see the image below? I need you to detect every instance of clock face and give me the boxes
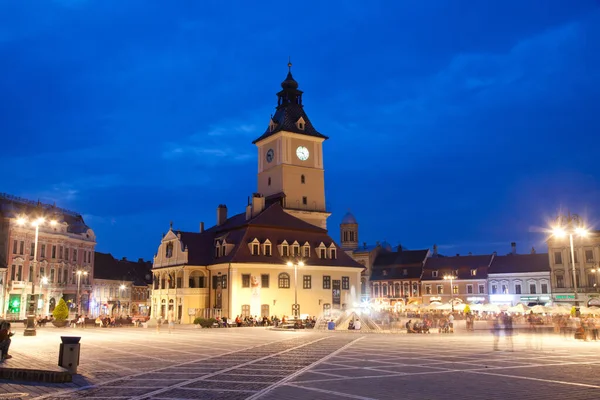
[296,146,309,161]
[266,148,274,163]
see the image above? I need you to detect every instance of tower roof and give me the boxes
[253,62,328,144]
[341,211,358,225]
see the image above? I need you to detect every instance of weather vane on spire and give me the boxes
[288,56,292,72]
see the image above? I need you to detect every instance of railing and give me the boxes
[0,192,82,217]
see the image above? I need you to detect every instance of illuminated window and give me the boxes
[278,273,290,288]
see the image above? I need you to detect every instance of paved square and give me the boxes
[1,327,599,399]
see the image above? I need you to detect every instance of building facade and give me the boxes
[547,217,600,307]
[488,245,551,306]
[369,248,429,308]
[1,194,96,319]
[421,255,492,306]
[150,66,363,323]
[93,252,152,317]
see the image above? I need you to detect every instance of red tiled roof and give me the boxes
[488,254,550,274]
[169,203,362,269]
[422,254,493,281]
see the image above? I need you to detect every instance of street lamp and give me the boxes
[552,214,588,310]
[17,215,57,336]
[443,274,456,313]
[76,270,88,316]
[286,260,304,319]
[120,284,126,315]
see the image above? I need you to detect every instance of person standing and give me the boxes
[167,309,175,334]
[0,322,14,360]
[492,315,501,351]
[503,313,514,351]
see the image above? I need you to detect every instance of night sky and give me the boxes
[2,1,599,261]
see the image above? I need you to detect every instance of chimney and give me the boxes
[217,204,228,226]
[138,258,144,263]
[468,252,472,256]
[200,222,204,233]
[245,204,252,220]
[433,244,438,256]
[252,193,265,218]
[531,246,536,254]
[122,257,127,261]
[511,242,516,255]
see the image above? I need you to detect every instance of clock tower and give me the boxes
[253,63,331,229]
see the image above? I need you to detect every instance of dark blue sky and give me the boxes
[2,1,599,260]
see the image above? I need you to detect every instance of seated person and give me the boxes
[0,321,14,360]
[353,319,361,331]
[405,320,416,333]
[348,320,355,330]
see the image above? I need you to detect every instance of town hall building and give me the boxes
[151,64,363,323]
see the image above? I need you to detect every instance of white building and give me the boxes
[487,245,551,306]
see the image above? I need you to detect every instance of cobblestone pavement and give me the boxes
[1,327,599,399]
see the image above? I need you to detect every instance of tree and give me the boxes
[53,298,69,321]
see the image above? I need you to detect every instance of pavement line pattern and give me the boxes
[465,369,600,389]
[286,383,378,400]
[247,336,364,400]
[126,336,331,400]
[32,334,296,400]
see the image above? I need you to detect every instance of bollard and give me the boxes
[58,336,81,374]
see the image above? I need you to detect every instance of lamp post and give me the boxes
[17,216,57,336]
[119,284,126,315]
[552,214,588,311]
[40,276,48,315]
[286,260,304,319]
[443,274,455,313]
[76,270,88,316]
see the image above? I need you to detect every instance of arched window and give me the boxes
[268,177,271,186]
[165,242,173,258]
[301,175,305,184]
[278,273,290,288]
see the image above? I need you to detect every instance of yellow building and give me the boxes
[151,65,363,323]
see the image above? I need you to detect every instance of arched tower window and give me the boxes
[301,175,305,184]
[268,177,271,186]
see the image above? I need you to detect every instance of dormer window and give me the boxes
[317,242,327,259]
[269,119,276,132]
[303,242,310,258]
[165,242,173,258]
[215,245,220,258]
[382,270,388,276]
[471,269,477,276]
[296,117,305,130]
[432,270,438,277]
[221,245,227,257]
[328,243,337,259]
[292,241,300,256]
[279,240,289,257]
[263,240,272,257]
[403,269,408,276]
[249,238,261,256]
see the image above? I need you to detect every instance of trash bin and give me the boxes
[59,336,81,374]
[327,321,335,331]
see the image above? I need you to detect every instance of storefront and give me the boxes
[519,295,551,306]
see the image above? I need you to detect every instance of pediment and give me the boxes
[163,230,179,242]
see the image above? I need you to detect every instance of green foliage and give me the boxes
[193,317,217,328]
[53,298,69,321]
[463,304,471,314]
